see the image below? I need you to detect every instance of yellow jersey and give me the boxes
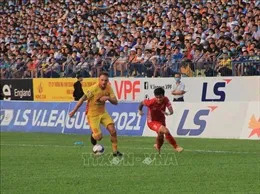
[85,83,116,116]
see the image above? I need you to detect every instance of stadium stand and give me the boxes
[0,0,259,78]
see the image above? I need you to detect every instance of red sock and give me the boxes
[165,133,178,149]
[156,135,164,149]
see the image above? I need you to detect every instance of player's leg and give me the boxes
[106,124,123,157]
[101,112,123,157]
[87,115,102,145]
[90,134,97,146]
[147,121,165,152]
[154,132,164,153]
[158,126,183,153]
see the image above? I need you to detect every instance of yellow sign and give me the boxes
[33,78,98,101]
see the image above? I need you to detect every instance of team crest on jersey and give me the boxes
[86,91,94,98]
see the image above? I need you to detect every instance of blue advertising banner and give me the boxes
[0,101,146,136]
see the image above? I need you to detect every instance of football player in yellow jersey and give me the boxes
[69,72,123,157]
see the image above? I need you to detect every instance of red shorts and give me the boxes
[147,121,165,133]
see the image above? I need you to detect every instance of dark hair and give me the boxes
[154,87,165,96]
[99,71,109,77]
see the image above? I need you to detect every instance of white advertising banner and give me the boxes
[110,77,260,102]
[142,102,260,140]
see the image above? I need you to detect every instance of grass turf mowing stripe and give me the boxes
[1,143,259,155]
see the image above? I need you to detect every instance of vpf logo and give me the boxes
[0,109,14,126]
[177,106,218,136]
[201,79,231,102]
[248,115,260,138]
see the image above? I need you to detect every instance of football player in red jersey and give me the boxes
[138,87,183,153]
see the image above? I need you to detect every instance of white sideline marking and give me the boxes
[0,144,259,155]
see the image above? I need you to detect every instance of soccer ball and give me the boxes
[92,144,105,155]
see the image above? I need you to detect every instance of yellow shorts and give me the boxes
[87,112,114,137]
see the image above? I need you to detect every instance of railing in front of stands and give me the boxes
[0,56,259,79]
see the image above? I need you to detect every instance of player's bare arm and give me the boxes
[138,101,144,115]
[165,105,174,116]
[69,94,87,117]
[162,106,173,116]
[108,96,118,105]
[98,96,118,105]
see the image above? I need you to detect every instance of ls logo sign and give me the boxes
[177,106,218,136]
[201,79,231,102]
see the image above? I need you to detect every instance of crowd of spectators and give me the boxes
[0,0,259,79]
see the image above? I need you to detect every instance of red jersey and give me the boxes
[143,97,172,124]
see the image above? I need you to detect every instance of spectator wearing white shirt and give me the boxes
[252,25,260,41]
[171,73,186,102]
[113,51,128,77]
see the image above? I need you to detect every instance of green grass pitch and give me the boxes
[1,132,259,194]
